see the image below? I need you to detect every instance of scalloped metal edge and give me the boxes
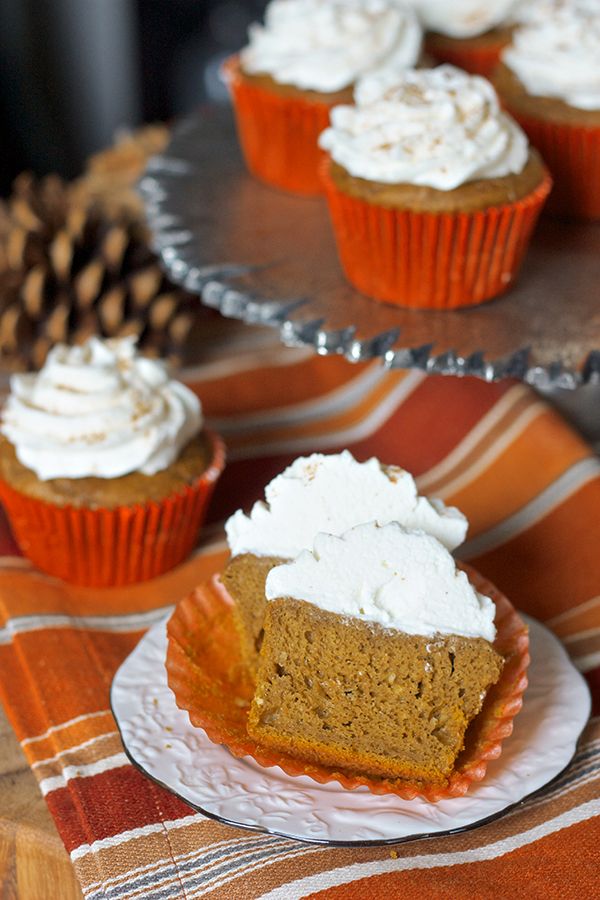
[138,132,600,391]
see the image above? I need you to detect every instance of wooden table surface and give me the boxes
[0,704,82,899]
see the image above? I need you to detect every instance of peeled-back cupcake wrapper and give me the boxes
[321,161,552,309]
[502,108,600,222]
[222,55,334,197]
[424,35,509,79]
[166,567,530,803]
[0,431,226,588]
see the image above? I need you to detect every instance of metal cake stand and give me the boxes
[139,107,600,396]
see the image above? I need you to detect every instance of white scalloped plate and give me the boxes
[111,615,590,846]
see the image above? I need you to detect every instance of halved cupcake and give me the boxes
[249,522,506,786]
[167,522,529,800]
[223,450,467,674]
[223,0,422,195]
[0,336,225,586]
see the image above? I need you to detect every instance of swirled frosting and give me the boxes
[502,0,600,111]
[225,450,467,558]
[1,337,203,480]
[239,0,422,93]
[408,0,525,38]
[319,65,529,189]
[266,522,497,640]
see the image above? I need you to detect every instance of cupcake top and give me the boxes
[408,0,525,38]
[502,0,600,111]
[319,65,529,189]
[1,337,202,481]
[265,521,496,640]
[225,450,467,558]
[239,0,422,93]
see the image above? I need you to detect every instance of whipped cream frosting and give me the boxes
[408,0,525,38]
[502,0,600,111]
[1,337,203,480]
[265,522,497,641]
[240,0,422,93]
[225,451,467,558]
[319,65,529,189]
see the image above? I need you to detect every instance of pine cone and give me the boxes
[0,172,201,372]
[72,124,170,222]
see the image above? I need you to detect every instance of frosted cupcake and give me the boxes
[410,0,527,77]
[249,522,504,785]
[0,337,225,586]
[319,65,551,308]
[495,0,600,220]
[222,0,422,196]
[222,450,467,673]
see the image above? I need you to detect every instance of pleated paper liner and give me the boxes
[321,160,552,309]
[222,56,335,197]
[0,430,226,588]
[166,565,530,802]
[500,107,600,222]
[424,34,510,79]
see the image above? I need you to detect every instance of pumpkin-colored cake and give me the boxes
[0,431,212,509]
[494,1,600,220]
[221,553,283,671]
[223,0,422,195]
[247,522,504,784]
[224,451,468,676]
[319,65,550,309]
[327,151,546,215]
[0,336,224,585]
[425,24,515,78]
[409,0,523,77]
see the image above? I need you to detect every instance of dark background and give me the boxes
[0,0,268,193]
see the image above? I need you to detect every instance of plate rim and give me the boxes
[110,613,591,848]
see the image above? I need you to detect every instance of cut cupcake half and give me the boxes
[166,529,529,801]
[223,451,467,675]
[248,522,505,785]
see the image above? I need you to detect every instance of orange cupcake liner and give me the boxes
[501,107,600,221]
[222,55,334,197]
[425,35,509,79]
[321,159,552,309]
[0,430,226,588]
[166,565,530,803]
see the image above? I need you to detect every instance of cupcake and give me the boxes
[495,0,600,221]
[0,337,225,586]
[168,504,530,800]
[222,451,467,674]
[249,522,504,786]
[319,65,551,309]
[410,0,527,77]
[222,0,422,196]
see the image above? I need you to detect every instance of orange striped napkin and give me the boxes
[0,345,598,899]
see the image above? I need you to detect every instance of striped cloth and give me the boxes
[0,344,598,900]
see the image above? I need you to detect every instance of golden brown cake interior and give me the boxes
[222,553,284,674]
[248,597,504,784]
[329,150,547,214]
[0,432,212,509]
